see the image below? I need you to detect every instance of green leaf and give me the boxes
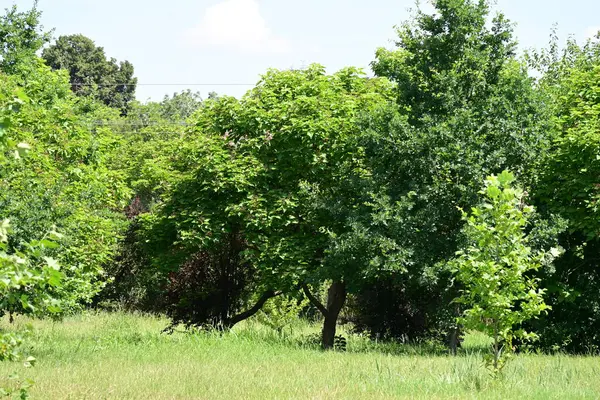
[43,257,60,270]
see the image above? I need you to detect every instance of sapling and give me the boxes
[450,171,555,373]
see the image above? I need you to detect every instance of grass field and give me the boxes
[1,312,599,399]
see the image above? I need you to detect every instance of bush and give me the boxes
[163,233,258,330]
[345,274,455,344]
[97,220,166,312]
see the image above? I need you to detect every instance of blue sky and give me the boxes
[3,0,599,101]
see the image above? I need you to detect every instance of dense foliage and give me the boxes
[0,3,50,74]
[2,0,600,361]
[134,65,396,347]
[0,74,64,328]
[42,34,137,114]
[525,37,600,353]
[450,171,553,371]
[346,0,552,344]
[1,5,130,316]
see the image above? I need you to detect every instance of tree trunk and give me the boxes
[449,328,459,356]
[302,281,347,350]
[449,304,462,356]
[321,281,347,350]
[493,322,499,371]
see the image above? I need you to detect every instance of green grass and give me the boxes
[1,312,599,399]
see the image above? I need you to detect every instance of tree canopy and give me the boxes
[42,34,137,114]
[0,2,49,74]
[1,0,600,357]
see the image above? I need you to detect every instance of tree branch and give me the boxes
[302,283,327,316]
[225,289,282,327]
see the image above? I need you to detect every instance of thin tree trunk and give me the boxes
[449,328,459,356]
[321,281,347,350]
[302,281,347,350]
[449,304,461,356]
[493,322,499,371]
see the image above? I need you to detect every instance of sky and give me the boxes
[2,0,599,101]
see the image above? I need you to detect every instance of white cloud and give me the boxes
[186,0,290,53]
[584,26,600,41]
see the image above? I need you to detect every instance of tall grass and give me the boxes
[0,312,598,399]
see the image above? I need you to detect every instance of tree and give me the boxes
[139,65,395,348]
[42,34,137,114]
[98,90,209,309]
[525,36,600,353]
[159,90,203,121]
[348,0,553,344]
[450,171,553,372]
[1,43,131,311]
[372,0,516,124]
[535,37,600,241]
[0,222,64,321]
[141,131,275,328]
[0,2,50,74]
[1,72,63,385]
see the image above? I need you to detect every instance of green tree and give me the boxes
[349,0,553,344]
[450,171,553,372]
[1,51,131,311]
[372,0,516,124]
[139,65,395,348]
[98,91,208,309]
[159,90,203,121]
[535,38,600,241]
[524,36,600,353]
[42,34,137,114]
[0,2,50,74]
[1,76,63,397]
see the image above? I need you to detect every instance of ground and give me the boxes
[0,312,598,399]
